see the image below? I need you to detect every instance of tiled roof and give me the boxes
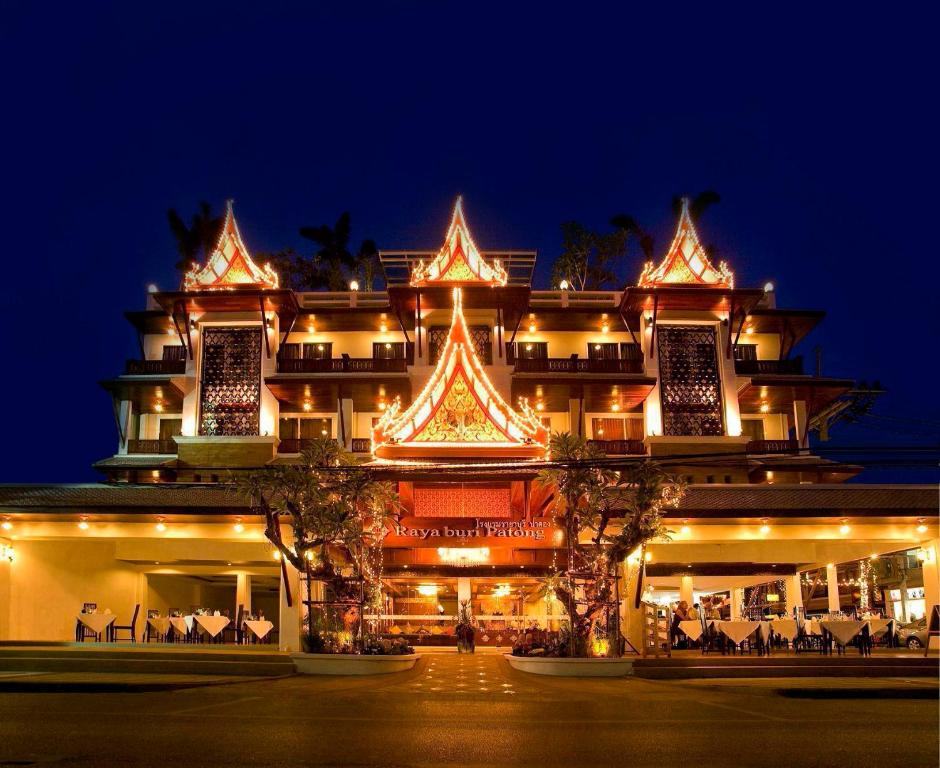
[0,484,247,510]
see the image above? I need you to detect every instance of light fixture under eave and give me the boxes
[839,520,851,535]
[759,519,771,535]
[416,584,439,597]
[916,519,928,533]
[1,544,13,563]
[437,547,490,567]
[233,519,245,533]
[1,519,11,531]
[155,518,167,532]
[78,517,90,530]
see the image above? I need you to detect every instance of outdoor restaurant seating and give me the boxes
[110,604,139,642]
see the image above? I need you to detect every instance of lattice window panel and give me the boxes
[198,328,262,436]
[429,325,492,364]
[657,325,724,437]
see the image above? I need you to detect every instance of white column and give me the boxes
[278,564,301,652]
[793,399,809,449]
[921,539,939,622]
[826,563,840,613]
[568,398,583,437]
[787,573,804,616]
[731,588,744,620]
[457,577,471,609]
[236,572,252,617]
[337,397,354,449]
[679,575,694,607]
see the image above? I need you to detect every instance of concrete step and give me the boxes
[0,646,295,677]
[633,655,939,679]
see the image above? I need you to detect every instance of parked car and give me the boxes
[897,618,928,649]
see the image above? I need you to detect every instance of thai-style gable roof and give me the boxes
[183,201,279,291]
[410,197,508,287]
[372,288,547,458]
[638,198,734,288]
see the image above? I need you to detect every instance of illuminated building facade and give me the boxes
[0,197,936,649]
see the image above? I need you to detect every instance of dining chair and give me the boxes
[111,604,140,643]
[75,617,97,643]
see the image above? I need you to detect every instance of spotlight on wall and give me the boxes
[78,517,90,530]
[839,519,851,535]
[233,519,244,533]
[155,518,167,532]
[760,519,771,535]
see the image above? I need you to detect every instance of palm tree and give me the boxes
[609,213,655,261]
[299,212,380,291]
[166,201,222,275]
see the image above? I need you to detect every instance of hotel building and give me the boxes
[0,198,936,650]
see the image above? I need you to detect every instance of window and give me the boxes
[513,341,548,360]
[734,344,757,361]
[430,326,491,364]
[619,343,642,361]
[588,343,619,360]
[303,342,332,359]
[591,417,643,440]
[279,417,333,440]
[373,341,406,359]
[162,345,186,361]
[740,419,765,441]
[158,418,182,441]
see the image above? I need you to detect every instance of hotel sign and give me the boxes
[385,517,560,548]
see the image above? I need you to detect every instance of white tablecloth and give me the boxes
[244,620,274,640]
[717,620,769,645]
[147,617,170,636]
[819,620,866,646]
[867,618,894,637]
[77,613,116,636]
[677,620,704,641]
[770,618,799,641]
[194,614,231,638]
[168,616,194,637]
[804,618,822,635]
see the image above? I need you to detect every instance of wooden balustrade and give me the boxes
[124,359,186,375]
[746,439,800,454]
[734,357,804,375]
[513,358,644,374]
[127,439,177,454]
[585,439,646,455]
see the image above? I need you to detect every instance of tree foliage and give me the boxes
[537,432,684,656]
[299,212,381,291]
[551,222,628,291]
[166,201,223,276]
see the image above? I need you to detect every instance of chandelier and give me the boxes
[437,547,490,567]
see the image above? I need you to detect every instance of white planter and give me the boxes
[291,652,420,675]
[504,653,634,677]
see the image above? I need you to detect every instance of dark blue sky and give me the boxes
[1,2,937,482]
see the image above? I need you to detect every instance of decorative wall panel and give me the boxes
[429,325,491,365]
[413,485,512,518]
[657,325,724,437]
[198,328,262,436]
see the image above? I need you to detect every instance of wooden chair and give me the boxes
[75,618,97,642]
[111,604,140,643]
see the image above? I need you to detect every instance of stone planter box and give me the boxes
[504,653,634,677]
[291,652,420,675]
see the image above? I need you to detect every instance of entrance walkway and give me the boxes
[387,649,543,697]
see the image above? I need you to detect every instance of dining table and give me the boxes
[194,614,231,640]
[146,616,171,639]
[168,615,194,639]
[769,618,799,642]
[819,619,868,647]
[677,620,705,642]
[716,620,771,653]
[77,612,116,639]
[243,619,274,642]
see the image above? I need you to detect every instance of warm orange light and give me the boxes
[839,520,851,535]
[759,519,771,535]
[78,518,89,530]
[611,403,620,412]
[535,401,544,412]
[233,519,244,533]
[155,519,167,532]
[644,551,652,562]
[759,403,769,413]
[528,323,536,333]
[303,401,312,412]
[1,520,12,531]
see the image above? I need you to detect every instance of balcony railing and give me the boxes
[124,359,186,376]
[735,357,804,376]
[513,358,644,374]
[277,355,410,374]
[586,439,646,456]
[127,439,178,454]
[277,437,372,454]
[746,439,799,454]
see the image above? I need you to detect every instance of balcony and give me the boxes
[124,359,186,376]
[735,357,804,376]
[277,355,410,374]
[127,439,178,455]
[586,439,646,456]
[746,439,799,455]
[277,437,372,454]
[513,358,644,374]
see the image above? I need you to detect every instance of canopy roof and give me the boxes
[638,198,734,288]
[410,197,508,287]
[183,201,279,291]
[372,288,547,458]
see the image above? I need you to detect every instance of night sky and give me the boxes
[1,3,936,483]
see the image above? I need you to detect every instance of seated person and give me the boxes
[687,603,700,621]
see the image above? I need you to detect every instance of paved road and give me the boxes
[0,652,936,767]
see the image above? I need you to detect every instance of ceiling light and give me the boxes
[611,403,620,412]
[528,323,536,333]
[916,519,928,533]
[535,401,544,412]
[1,520,12,531]
[380,323,388,333]
[417,584,439,596]
[759,403,769,413]
[839,520,851,535]
[233,519,244,533]
[155,519,167,532]
[303,401,312,412]
[78,518,89,530]
[601,323,609,334]
[760,519,771,535]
